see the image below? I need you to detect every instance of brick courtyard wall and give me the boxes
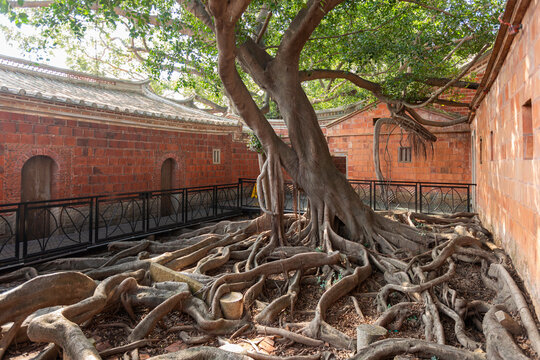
[325,103,471,182]
[472,0,540,314]
[0,97,259,203]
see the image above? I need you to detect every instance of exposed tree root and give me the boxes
[483,304,529,360]
[0,212,538,360]
[350,338,486,360]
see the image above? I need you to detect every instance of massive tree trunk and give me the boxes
[207,0,425,255]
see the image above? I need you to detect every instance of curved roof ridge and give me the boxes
[0,54,149,92]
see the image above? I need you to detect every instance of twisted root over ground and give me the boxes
[0,211,539,360]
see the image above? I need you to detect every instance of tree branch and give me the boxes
[404,44,489,108]
[278,0,345,62]
[299,69,387,100]
[193,95,228,114]
[414,77,479,90]
[177,0,215,33]
[207,0,251,26]
[405,108,468,128]
[11,1,203,38]
[207,0,297,169]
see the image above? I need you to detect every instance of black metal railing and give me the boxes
[239,178,475,214]
[0,178,474,270]
[0,183,242,270]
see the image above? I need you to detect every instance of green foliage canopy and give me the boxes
[1,0,504,113]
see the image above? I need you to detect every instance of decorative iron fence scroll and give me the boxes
[0,179,473,270]
[0,183,241,270]
[239,178,475,215]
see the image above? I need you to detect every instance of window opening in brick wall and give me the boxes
[479,137,483,164]
[331,155,347,174]
[490,131,494,161]
[523,100,533,160]
[398,146,412,163]
[213,149,221,164]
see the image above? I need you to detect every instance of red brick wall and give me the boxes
[0,105,259,203]
[325,103,471,182]
[472,0,540,314]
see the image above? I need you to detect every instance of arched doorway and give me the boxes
[21,155,56,240]
[160,158,176,216]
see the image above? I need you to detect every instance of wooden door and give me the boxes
[21,156,54,240]
[160,158,174,216]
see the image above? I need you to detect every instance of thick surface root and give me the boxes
[0,212,538,360]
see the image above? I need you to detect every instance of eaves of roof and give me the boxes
[469,0,531,118]
[0,54,239,128]
[325,101,465,129]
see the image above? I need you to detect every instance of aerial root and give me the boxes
[1,213,538,359]
[0,267,38,283]
[26,271,146,360]
[488,263,540,355]
[0,272,97,325]
[376,261,455,312]
[99,339,159,358]
[433,295,482,350]
[374,302,421,330]
[350,338,486,360]
[255,270,302,324]
[0,318,23,359]
[483,304,529,360]
[128,288,190,342]
[305,265,372,350]
[147,346,324,360]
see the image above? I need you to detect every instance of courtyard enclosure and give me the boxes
[0,56,259,204]
[0,177,476,271]
[471,0,540,314]
[272,102,474,182]
[1,0,540,359]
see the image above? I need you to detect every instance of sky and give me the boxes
[0,14,69,69]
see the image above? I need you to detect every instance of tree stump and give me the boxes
[356,324,387,349]
[220,292,244,320]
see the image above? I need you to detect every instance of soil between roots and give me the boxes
[1,214,539,360]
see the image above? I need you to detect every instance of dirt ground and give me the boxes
[2,257,539,360]
[1,213,540,360]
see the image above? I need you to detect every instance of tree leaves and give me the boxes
[2,0,504,112]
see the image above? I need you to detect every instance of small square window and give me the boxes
[398,146,412,163]
[213,149,221,164]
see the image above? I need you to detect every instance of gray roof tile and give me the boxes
[0,55,238,127]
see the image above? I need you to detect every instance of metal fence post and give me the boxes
[183,188,188,223]
[89,197,94,245]
[94,198,100,243]
[369,181,373,209]
[373,182,377,211]
[21,203,27,259]
[239,179,243,208]
[415,183,418,213]
[237,181,241,210]
[213,185,218,216]
[144,191,149,232]
[467,186,471,212]
[419,184,423,213]
[16,203,23,261]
